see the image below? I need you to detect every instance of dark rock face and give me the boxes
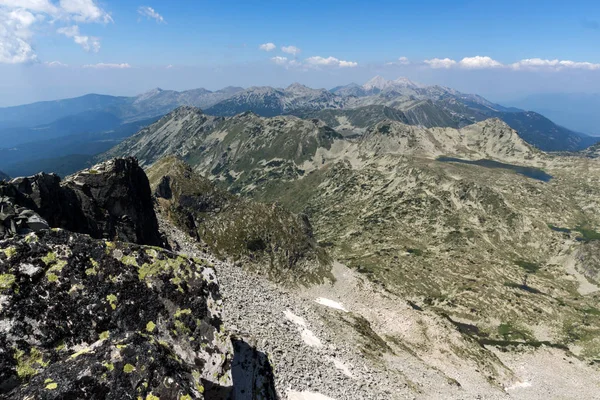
[0,229,233,399]
[0,158,163,247]
[61,158,163,246]
[0,196,49,238]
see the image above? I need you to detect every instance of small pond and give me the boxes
[437,157,553,182]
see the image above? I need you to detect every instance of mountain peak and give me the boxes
[393,77,421,88]
[363,76,390,91]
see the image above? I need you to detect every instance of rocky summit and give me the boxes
[0,158,162,246]
[0,159,278,400]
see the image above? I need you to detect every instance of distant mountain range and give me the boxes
[0,77,598,177]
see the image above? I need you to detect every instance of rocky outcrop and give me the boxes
[0,228,232,399]
[0,158,163,246]
[0,196,49,239]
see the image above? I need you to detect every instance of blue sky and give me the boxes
[0,0,599,105]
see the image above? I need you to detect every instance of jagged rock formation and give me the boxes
[147,156,331,284]
[0,158,163,246]
[0,228,233,399]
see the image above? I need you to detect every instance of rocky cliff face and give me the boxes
[0,158,163,246]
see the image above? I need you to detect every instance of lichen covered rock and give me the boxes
[0,229,232,399]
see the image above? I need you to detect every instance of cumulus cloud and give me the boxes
[83,62,131,69]
[424,58,457,69]
[459,56,503,69]
[305,56,358,68]
[259,42,276,52]
[421,55,600,71]
[282,45,301,56]
[0,8,38,63]
[138,6,165,23]
[510,58,600,71]
[57,25,100,52]
[59,0,112,23]
[0,0,111,63]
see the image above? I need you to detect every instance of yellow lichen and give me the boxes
[123,363,136,373]
[69,348,92,359]
[146,394,160,400]
[121,255,138,267]
[180,395,192,400]
[14,347,48,379]
[106,294,118,310]
[146,321,156,332]
[86,258,99,276]
[46,273,58,282]
[3,247,17,259]
[44,379,58,390]
[0,274,16,292]
[99,331,110,340]
[102,362,114,371]
[174,309,192,318]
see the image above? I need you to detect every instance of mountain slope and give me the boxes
[0,94,130,129]
[0,170,8,180]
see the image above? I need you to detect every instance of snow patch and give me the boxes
[315,297,348,312]
[328,357,353,377]
[284,309,322,347]
[301,329,322,347]
[284,310,307,327]
[505,380,533,391]
[287,391,337,400]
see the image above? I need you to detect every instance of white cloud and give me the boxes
[0,0,111,63]
[424,58,457,69]
[0,8,38,63]
[510,58,600,71]
[259,42,276,52]
[59,0,112,23]
[138,6,165,24]
[305,56,358,68]
[83,62,131,69]
[0,0,58,14]
[282,45,301,56]
[44,60,68,67]
[459,56,503,69]
[271,56,288,65]
[57,25,100,52]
